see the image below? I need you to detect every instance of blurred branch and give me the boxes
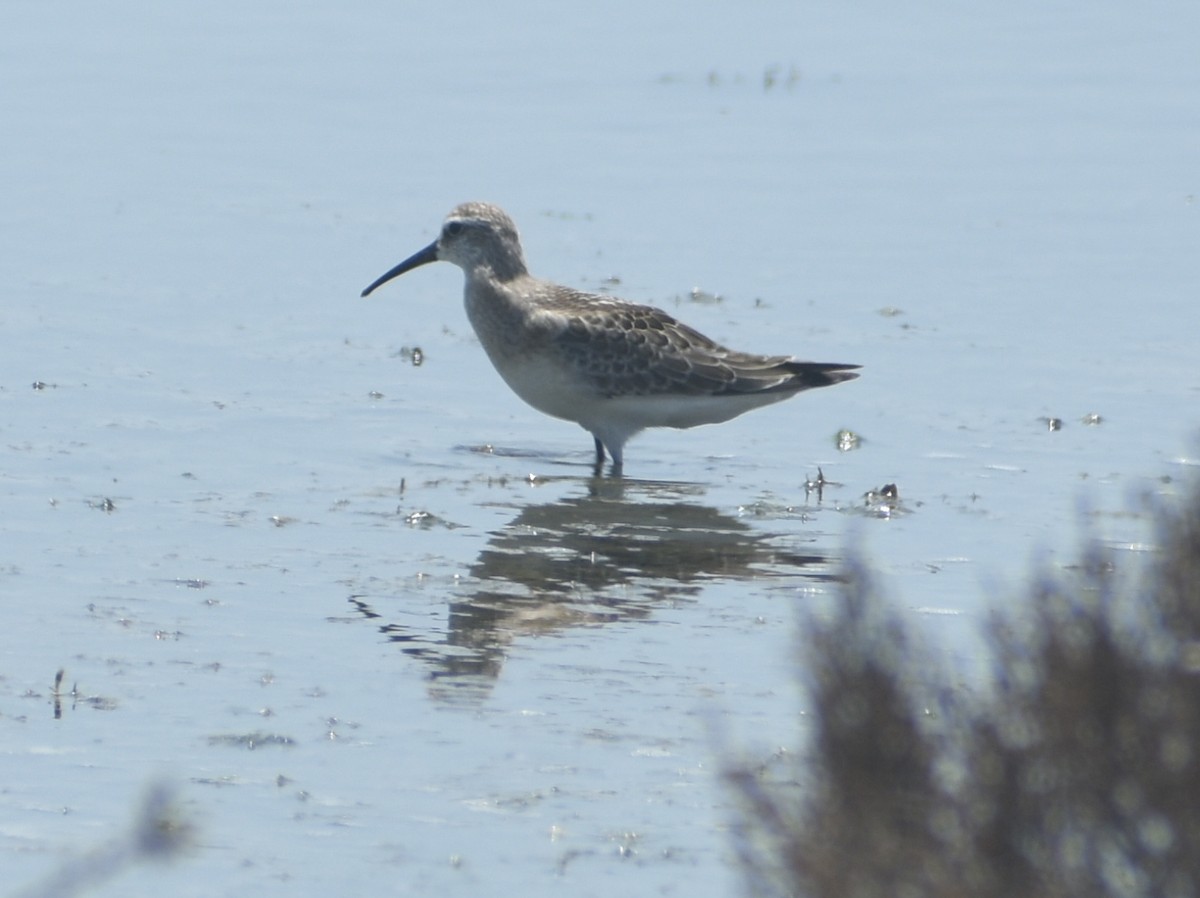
[727,482,1200,898]
[12,783,193,898]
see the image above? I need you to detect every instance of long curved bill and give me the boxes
[361,240,439,297]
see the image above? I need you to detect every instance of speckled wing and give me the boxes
[547,296,859,399]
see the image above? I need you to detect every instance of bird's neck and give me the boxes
[468,254,527,284]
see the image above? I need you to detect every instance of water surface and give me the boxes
[3,1,1198,895]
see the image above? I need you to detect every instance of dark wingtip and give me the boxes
[785,361,862,389]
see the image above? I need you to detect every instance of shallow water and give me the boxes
[3,1,1199,895]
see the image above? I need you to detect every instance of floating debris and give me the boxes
[686,287,723,305]
[404,509,436,527]
[866,483,899,502]
[765,63,801,90]
[863,483,901,518]
[52,668,65,719]
[395,345,424,366]
[805,467,843,501]
[682,64,801,91]
[207,732,296,750]
[51,671,119,715]
[78,694,119,711]
[835,429,861,452]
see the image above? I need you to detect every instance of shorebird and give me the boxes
[362,202,859,472]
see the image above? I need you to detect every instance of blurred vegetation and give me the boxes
[728,484,1200,898]
[12,783,191,898]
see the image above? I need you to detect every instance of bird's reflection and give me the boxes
[349,477,840,703]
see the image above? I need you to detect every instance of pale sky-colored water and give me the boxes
[3,2,1198,895]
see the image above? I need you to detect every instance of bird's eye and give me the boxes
[444,221,464,238]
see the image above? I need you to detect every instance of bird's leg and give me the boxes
[608,444,624,477]
[591,436,607,477]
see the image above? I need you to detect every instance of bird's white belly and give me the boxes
[599,391,791,430]
[491,351,791,434]
[491,354,601,423]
